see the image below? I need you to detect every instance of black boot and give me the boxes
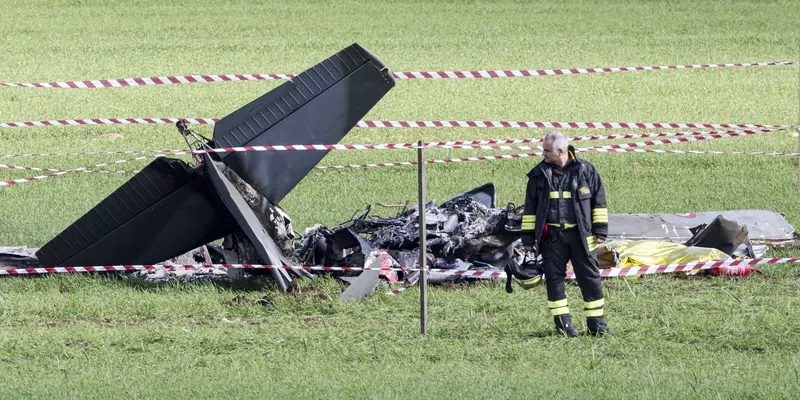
[586,316,614,336]
[553,315,578,337]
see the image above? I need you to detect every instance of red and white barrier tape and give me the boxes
[580,148,800,157]
[1,149,175,159]
[567,129,761,143]
[315,153,543,169]
[1,258,785,298]
[120,131,761,153]
[0,117,786,131]
[386,276,420,296]
[0,164,139,175]
[190,143,422,152]
[392,257,800,290]
[0,61,793,89]
[0,129,766,160]
[1,163,64,173]
[1,157,151,173]
[5,153,540,179]
[73,146,800,174]
[0,152,545,184]
[0,129,774,174]
[354,120,788,130]
[5,152,529,178]
[0,264,407,275]
[393,62,796,79]
[0,117,215,128]
[84,128,781,158]
[0,128,788,183]
[314,147,800,170]
[0,169,84,186]
[1,134,791,183]
[1,257,793,301]
[0,155,161,187]
[577,129,777,151]
[5,257,797,277]
[439,129,775,151]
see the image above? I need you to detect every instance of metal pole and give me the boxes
[797,62,800,192]
[417,140,429,336]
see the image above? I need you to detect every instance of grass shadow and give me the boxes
[112,272,284,293]
[522,329,561,339]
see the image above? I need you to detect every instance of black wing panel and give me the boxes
[36,158,235,267]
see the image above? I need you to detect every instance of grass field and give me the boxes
[1,0,800,398]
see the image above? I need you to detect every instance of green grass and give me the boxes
[1,0,800,398]
[2,269,800,399]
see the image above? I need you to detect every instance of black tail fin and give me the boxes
[213,43,395,204]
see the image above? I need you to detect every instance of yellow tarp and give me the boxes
[604,240,728,268]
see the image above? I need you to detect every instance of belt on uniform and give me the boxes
[547,223,577,230]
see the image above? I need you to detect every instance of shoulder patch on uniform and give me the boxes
[579,186,590,195]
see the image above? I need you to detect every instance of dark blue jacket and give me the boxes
[520,146,608,254]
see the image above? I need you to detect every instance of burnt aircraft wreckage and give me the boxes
[1,43,797,296]
[32,43,396,291]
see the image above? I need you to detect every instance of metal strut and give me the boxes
[176,119,214,165]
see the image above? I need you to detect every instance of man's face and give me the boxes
[542,139,561,164]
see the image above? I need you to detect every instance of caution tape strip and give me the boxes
[1,149,179,159]
[6,152,545,185]
[0,264,401,275]
[0,129,773,172]
[0,117,215,128]
[581,148,800,157]
[388,257,800,295]
[74,131,758,153]
[0,163,64,173]
[0,155,162,186]
[386,275,420,296]
[5,151,507,181]
[1,138,793,185]
[578,129,778,151]
[439,129,775,151]
[6,147,793,184]
[355,120,789,130]
[4,152,520,180]
[2,154,160,173]
[0,117,787,131]
[0,128,787,185]
[3,257,798,277]
[315,153,542,169]
[0,129,768,160]
[0,170,86,186]
[0,61,793,88]
[0,164,140,175]
[565,129,765,143]
[315,148,800,170]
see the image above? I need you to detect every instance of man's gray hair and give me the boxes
[544,130,569,151]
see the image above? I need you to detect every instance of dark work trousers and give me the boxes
[541,228,604,302]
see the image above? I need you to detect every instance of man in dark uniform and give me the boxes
[520,130,613,337]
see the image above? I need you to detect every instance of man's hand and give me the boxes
[595,237,605,245]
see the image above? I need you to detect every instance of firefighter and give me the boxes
[521,130,613,337]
